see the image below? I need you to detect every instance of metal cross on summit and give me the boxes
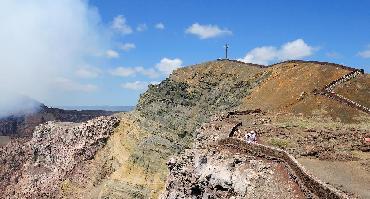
[224,43,229,59]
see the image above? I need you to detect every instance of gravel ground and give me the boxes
[298,157,370,199]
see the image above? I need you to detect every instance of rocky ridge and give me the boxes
[0,116,119,198]
[45,60,270,198]
[0,104,115,139]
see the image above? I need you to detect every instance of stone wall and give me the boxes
[218,138,350,199]
[226,109,262,118]
[216,59,268,68]
[317,69,370,114]
[323,70,363,92]
[219,59,365,71]
[269,60,362,71]
[322,92,370,114]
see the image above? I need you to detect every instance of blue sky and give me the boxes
[1,0,370,107]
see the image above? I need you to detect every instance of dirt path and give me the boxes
[298,158,370,199]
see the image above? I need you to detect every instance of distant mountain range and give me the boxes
[57,105,135,112]
[0,94,133,139]
[0,104,125,138]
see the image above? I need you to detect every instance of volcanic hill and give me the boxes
[0,60,369,198]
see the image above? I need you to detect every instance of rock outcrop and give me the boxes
[0,116,119,198]
[161,114,306,199]
[162,148,303,199]
[161,111,351,199]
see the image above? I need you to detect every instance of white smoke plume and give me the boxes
[0,92,42,118]
[0,0,109,117]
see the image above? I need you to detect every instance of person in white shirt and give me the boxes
[245,130,257,144]
[250,131,257,143]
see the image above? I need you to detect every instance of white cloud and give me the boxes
[110,58,183,78]
[121,81,157,90]
[279,39,314,60]
[111,15,133,35]
[136,24,148,32]
[239,39,315,65]
[134,66,160,78]
[110,66,159,78]
[106,49,119,58]
[55,78,98,92]
[110,67,136,77]
[120,43,136,52]
[358,45,370,58]
[75,66,101,78]
[150,81,160,85]
[240,46,277,65]
[155,58,183,75]
[185,23,232,39]
[111,58,183,79]
[155,23,165,30]
[0,0,109,114]
[326,52,340,58]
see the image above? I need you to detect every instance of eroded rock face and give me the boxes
[161,114,304,199]
[0,116,119,198]
[161,148,302,199]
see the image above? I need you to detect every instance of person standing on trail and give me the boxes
[245,132,251,143]
[250,130,257,143]
[245,130,257,144]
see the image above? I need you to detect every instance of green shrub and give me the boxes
[269,138,290,149]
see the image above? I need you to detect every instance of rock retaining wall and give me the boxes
[216,59,267,68]
[269,60,362,71]
[323,70,363,92]
[218,138,351,199]
[317,68,370,114]
[218,59,365,71]
[322,92,370,114]
[226,109,262,118]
